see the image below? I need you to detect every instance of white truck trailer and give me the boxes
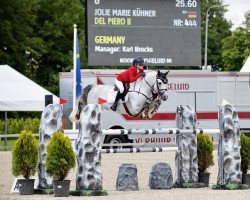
[60,69,250,146]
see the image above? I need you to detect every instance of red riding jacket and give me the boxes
[117,65,144,83]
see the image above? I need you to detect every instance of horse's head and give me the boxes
[155,70,169,101]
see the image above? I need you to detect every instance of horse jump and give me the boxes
[75,101,241,188]
[37,101,242,191]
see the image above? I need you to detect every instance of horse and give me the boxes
[69,70,169,123]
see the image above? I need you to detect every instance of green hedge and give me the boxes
[0,118,40,135]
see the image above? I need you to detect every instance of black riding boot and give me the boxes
[110,91,122,111]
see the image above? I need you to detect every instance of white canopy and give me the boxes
[240,55,250,72]
[0,65,59,111]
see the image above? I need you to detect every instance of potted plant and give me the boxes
[240,133,250,186]
[197,133,214,187]
[12,130,38,195]
[45,131,76,197]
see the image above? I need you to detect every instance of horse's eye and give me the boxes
[158,82,162,85]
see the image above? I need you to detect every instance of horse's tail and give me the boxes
[69,84,94,123]
[80,84,94,106]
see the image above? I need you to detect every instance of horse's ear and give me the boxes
[157,70,161,76]
[165,70,170,76]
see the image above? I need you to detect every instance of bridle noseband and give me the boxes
[142,75,168,101]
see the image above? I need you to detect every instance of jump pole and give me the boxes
[101,147,178,154]
[64,128,220,135]
[102,128,220,135]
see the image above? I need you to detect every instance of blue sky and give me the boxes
[223,0,249,30]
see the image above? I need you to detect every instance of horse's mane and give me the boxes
[145,70,157,74]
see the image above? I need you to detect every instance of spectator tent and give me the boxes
[0,65,59,111]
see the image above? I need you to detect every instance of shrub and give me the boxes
[12,130,38,179]
[197,134,214,173]
[45,131,76,181]
[0,118,40,135]
[240,133,250,174]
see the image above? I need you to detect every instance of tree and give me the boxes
[201,0,232,70]
[221,11,250,71]
[0,0,40,75]
[31,0,85,94]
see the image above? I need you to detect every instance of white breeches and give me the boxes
[115,79,124,93]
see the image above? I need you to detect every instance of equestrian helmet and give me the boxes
[133,57,144,66]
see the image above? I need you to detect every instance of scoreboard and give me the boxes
[86,0,201,66]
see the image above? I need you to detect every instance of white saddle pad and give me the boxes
[107,89,129,104]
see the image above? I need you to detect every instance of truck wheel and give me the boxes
[103,135,128,149]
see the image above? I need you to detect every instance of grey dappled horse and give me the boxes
[70,70,169,122]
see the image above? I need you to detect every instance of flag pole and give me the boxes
[73,24,77,130]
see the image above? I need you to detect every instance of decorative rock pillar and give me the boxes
[38,104,62,189]
[116,163,139,191]
[149,162,173,189]
[217,100,241,185]
[76,104,103,190]
[175,105,198,184]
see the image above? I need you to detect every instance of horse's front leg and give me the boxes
[145,100,161,119]
[140,104,149,119]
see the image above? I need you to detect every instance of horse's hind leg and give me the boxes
[69,99,83,123]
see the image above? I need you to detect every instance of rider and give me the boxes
[110,56,146,111]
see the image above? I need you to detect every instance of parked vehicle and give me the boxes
[60,70,250,146]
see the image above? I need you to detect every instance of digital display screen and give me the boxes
[86,0,201,66]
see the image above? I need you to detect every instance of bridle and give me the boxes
[152,76,168,96]
[129,73,168,102]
